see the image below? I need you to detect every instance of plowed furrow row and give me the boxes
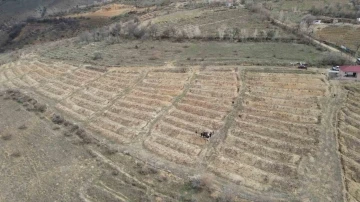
[76,92,108,104]
[101,110,147,128]
[246,72,324,79]
[55,104,88,121]
[226,135,301,165]
[152,134,202,156]
[246,76,323,83]
[247,81,325,90]
[193,79,237,87]
[191,84,237,93]
[196,74,235,81]
[176,103,225,120]
[244,107,319,124]
[86,87,115,99]
[135,86,180,97]
[132,90,174,102]
[124,95,169,109]
[185,93,233,105]
[238,114,318,136]
[339,125,360,140]
[37,84,69,100]
[88,82,125,93]
[345,103,360,116]
[342,155,360,183]
[139,82,184,91]
[345,179,360,201]
[249,86,325,97]
[113,100,155,113]
[109,106,154,122]
[181,97,232,112]
[231,128,311,156]
[188,88,235,98]
[234,119,316,144]
[223,146,298,178]
[169,109,223,130]
[143,139,194,165]
[246,95,319,109]
[162,115,209,134]
[250,90,319,101]
[154,121,206,146]
[70,96,105,111]
[146,72,189,79]
[209,156,297,192]
[246,102,321,117]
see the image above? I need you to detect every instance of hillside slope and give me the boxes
[0,0,98,25]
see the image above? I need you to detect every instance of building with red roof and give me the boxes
[339,66,360,80]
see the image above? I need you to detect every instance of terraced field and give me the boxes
[0,58,352,201]
[338,86,360,202]
[209,71,328,195]
[88,69,191,144]
[145,68,239,165]
[0,60,74,89]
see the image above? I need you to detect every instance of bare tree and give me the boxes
[279,10,284,22]
[240,28,248,41]
[301,14,316,27]
[355,41,360,59]
[148,24,159,38]
[253,28,258,38]
[218,25,227,40]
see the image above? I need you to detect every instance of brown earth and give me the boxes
[0,94,101,202]
[0,56,352,201]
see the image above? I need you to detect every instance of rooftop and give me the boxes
[340,66,360,73]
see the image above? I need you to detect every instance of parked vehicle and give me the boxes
[332,66,340,71]
[356,58,360,65]
[298,62,308,69]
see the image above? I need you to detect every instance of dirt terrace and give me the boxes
[0,58,347,201]
[337,86,360,202]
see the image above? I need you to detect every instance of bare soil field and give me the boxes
[314,25,360,52]
[145,67,239,165]
[0,93,101,201]
[0,56,351,201]
[66,4,139,18]
[209,71,328,195]
[337,84,360,202]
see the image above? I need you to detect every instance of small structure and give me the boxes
[339,66,360,80]
[313,20,322,24]
[357,18,360,23]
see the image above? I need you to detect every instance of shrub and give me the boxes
[188,175,212,192]
[318,52,352,66]
[92,52,103,60]
[8,23,25,40]
[10,151,21,158]
[104,145,118,155]
[76,129,92,144]
[1,133,12,141]
[51,114,64,124]
[18,124,27,130]
[34,103,46,113]
[216,188,235,202]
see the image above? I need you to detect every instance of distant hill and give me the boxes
[0,0,99,26]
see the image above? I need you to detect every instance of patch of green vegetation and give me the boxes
[179,42,324,66]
